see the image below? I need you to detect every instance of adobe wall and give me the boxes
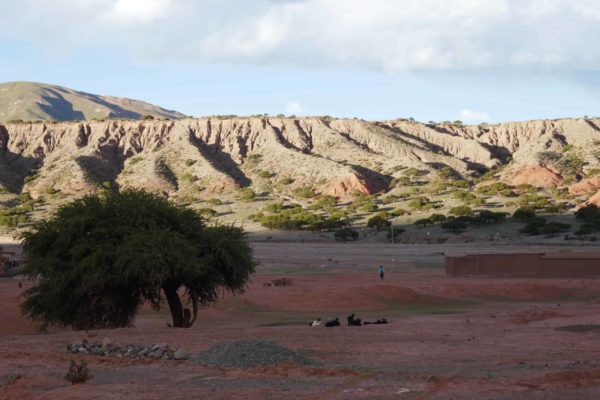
[446,252,600,277]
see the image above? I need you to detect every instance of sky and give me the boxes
[1,0,600,123]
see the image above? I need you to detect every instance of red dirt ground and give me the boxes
[2,241,600,399]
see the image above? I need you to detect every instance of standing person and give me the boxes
[378,265,385,280]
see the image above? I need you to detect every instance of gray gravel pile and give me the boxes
[67,339,188,361]
[191,340,315,368]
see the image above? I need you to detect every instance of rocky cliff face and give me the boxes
[0,116,599,202]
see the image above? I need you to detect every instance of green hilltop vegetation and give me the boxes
[0,81,185,122]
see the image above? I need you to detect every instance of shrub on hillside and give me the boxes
[334,227,359,242]
[449,205,474,217]
[408,197,432,210]
[441,219,469,234]
[390,207,409,216]
[359,202,378,212]
[238,188,257,202]
[367,215,391,231]
[513,207,536,222]
[293,186,317,199]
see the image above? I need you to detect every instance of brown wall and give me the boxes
[446,253,600,277]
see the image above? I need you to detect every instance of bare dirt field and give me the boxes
[3,241,600,399]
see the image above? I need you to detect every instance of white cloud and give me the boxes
[458,109,491,123]
[285,101,303,115]
[111,0,171,23]
[2,0,600,74]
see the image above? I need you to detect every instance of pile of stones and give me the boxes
[66,339,188,361]
[191,340,316,368]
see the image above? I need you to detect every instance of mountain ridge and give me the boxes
[0,81,185,122]
[1,116,599,200]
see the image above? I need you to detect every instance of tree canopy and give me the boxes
[20,189,256,330]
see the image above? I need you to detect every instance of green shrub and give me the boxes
[408,197,431,210]
[184,159,196,167]
[516,184,537,194]
[197,208,217,217]
[367,215,391,231]
[414,218,433,228]
[500,189,517,197]
[263,202,285,213]
[278,176,294,186]
[392,176,412,187]
[359,202,378,212]
[382,194,399,204]
[453,192,476,201]
[441,219,468,234]
[309,196,337,210]
[449,205,474,217]
[466,197,486,207]
[476,182,510,195]
[513,207,536,222]
[403,168,421,178]
[330,210,348,220]
[429,214,447,224]
[45,187,60,195]
[450,180,471,189]
[437,166,458,179]
[390,208,408,216]
[334,228,359,242]
[516,193,551,209]
[180,173,197,183]
[541,222,571,237]
[238,188,257,202]
[206,198,223,206]
[244,154,263,167]
[519,217,547,235]
[258,170,273,179]
[293,186,316,199]
[472,210,507,225]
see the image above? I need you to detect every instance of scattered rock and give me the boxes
[173,348,188,360]
[66,340,186,361]
[191,340,317,368]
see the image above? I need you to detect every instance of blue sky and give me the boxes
[1,0,599,123]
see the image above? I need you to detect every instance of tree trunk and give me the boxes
[163,284,185,328]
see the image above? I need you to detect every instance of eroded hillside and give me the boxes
[1,116,600,233]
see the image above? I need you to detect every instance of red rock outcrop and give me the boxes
[509,165,563,188]
[569,176,600,196]
[323,173,383,198]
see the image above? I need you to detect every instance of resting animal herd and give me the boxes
[309,314,389,327]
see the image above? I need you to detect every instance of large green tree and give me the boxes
[20,189,256,330]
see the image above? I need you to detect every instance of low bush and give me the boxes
[334,228,359,242]
[238,188,256,202]
[449,205,474,217]
[367,215,391,231]
[293,186,317,199]
[513,207,536,222]
[65,360,93,385]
